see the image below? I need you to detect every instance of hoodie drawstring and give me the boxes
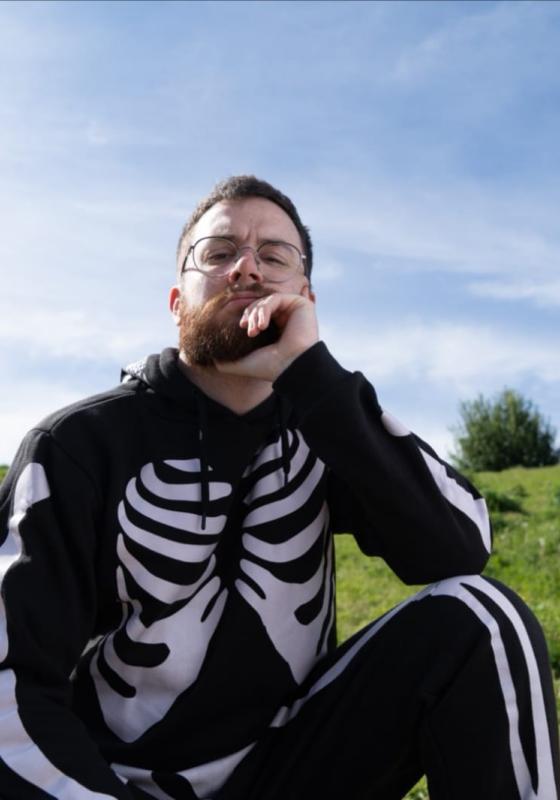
[195,390,210,531]
[195,390,291,528]
[278,396,290,487]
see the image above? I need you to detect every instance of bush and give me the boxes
[451,389,558,472]
[482,488,524,514]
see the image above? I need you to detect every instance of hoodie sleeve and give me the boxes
[0,430,133,799]
[273,342,491,585]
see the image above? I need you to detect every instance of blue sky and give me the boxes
[1,0,559,463]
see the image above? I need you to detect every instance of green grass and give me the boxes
[336,464,560,799]
[1,462,558,799]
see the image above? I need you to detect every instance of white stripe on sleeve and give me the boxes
[419,448,491,553]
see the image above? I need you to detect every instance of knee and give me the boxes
[428,574,538,623]
[425,573,550,664]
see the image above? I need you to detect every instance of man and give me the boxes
[0,175,558,800]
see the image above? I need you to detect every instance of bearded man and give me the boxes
[0,176,558,800]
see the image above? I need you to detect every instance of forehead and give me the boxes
[191,197,302,247]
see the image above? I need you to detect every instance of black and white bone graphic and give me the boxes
[92,433,334,742]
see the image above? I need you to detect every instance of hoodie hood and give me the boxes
[121,348,198,407]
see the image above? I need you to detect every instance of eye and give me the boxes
[197,239,236,267]
[262,253,285,266]
[206,248,232,265]
[259,244,291,267]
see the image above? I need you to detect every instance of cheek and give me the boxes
[181,275,218,311]
[287,277,311,298]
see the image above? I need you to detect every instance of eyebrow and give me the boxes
[203,230,297,247]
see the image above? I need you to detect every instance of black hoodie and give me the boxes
[0,343,491,799]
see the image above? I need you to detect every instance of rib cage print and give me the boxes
[90,430,334,744]
[238,430,334,684]
[90,459,231,742]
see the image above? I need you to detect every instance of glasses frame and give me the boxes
[181,236,308,282]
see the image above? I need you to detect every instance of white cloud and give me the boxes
[296,176,560,303]
[322,319,560,394]
[319,318,560,460]
[0,306,171,364]
[311,255,344,284]
[391,1,557,89]
[85,121,110,147]
[468,279,560,308]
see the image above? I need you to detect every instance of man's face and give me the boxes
[169,197,313,365]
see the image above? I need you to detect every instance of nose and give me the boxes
[227,247,263,285]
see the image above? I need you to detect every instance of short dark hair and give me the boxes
[177,175,313,278]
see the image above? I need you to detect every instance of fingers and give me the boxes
[240,294,298,337]
[240,297,270,337]
[215,293,318,382]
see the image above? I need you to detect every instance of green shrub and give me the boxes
[482,488,524,514]
[451,389,558,472]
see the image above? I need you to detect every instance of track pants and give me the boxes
[219,575,560,800]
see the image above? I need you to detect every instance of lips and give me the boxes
[224,294,260,306]
[222,290,268,309]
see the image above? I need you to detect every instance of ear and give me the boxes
[301,282,316,304]
[169,285,182,327]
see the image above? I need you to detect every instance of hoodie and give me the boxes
[0,343,491,799]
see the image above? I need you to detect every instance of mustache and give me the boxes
[221,283,275,302]
[185,283,276,319]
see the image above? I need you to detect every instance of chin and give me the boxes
[179,309,280,366]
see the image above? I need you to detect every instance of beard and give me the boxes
[179,284,281,366]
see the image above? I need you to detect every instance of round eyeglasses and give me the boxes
[181,236,307,282]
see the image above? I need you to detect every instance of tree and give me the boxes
[451,388,559,472]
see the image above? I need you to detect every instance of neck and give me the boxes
[177,352,273,414]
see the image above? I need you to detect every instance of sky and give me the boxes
[1,0,559,464]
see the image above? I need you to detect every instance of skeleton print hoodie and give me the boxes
[0,343,491,799]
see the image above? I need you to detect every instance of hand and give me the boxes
[215,292,319,382]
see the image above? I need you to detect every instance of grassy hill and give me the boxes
[336,463,560,799]
[1,462,558,798]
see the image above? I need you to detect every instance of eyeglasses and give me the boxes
[181,236,307,282]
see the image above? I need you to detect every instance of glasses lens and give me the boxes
[257,242,301,280]
[191,237,304,281]
[194,238,237,274]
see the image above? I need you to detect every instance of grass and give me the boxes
[335,463,560,799]
[1,462,558,798]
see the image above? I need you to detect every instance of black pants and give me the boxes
[220,575,560,800]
